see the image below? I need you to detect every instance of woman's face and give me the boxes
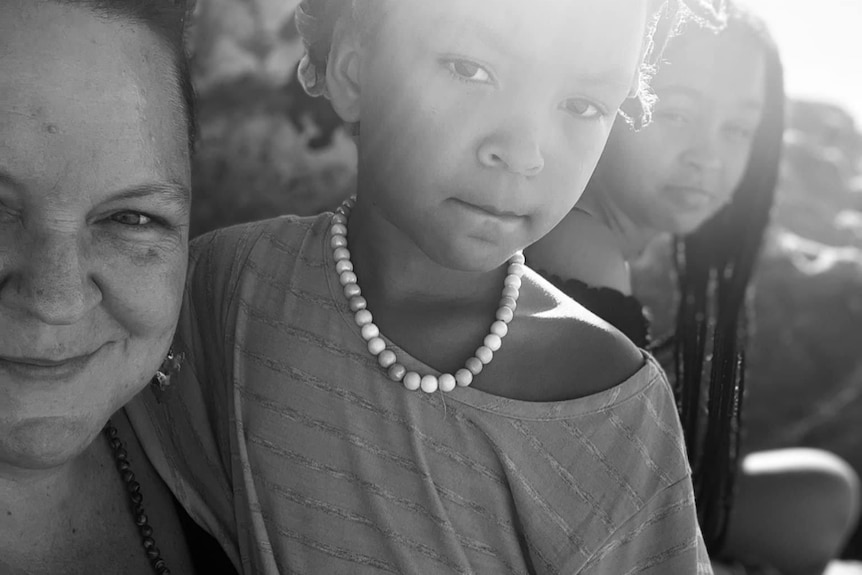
[0,1,190,470]
[592,24,767,235]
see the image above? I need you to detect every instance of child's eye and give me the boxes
[111,211,154,227]
[562,98,605,120]
[445,59,493,84]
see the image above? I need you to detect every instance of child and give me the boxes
[128,0,724,572]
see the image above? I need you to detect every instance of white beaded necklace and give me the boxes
[330,196,525,393]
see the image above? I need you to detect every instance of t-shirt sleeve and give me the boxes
[577,476,713,575]
[125,222,269,573]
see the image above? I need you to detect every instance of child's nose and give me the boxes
[477,129,545,177]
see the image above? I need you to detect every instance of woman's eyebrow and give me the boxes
[111,182,191,211]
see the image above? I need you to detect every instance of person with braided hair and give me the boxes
[526,4,860,574]
[126,0,732,573]
[0,1,239,573]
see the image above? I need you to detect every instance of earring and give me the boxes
[151,349,184,392]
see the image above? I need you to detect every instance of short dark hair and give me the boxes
[55,0,197,149]
[295,0,728,129]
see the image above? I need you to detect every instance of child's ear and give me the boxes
[326,21,362,123]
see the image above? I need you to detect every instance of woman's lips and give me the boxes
[0,348,103,381]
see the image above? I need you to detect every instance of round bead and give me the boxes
[339,271,358,286]
[344,283,362,299]
[333,247,351,261]
[388,363,407,382]
[510,252,526,265]
[349,295,367,312]
[475,346,493,364]
[332,213,347,225]
[360,323,380,341]
[344,196,357,208]
[504,275,522,289]
[484,333,502,352]
[499,296,517,310]
[507,263,526,277]
[378,349,397,368]
[465,357,483,375]
[490,320,508,338]
[496,306,514,323]
[354,309,373,327]
[455,368,473,387]
[501,285,519,300]
[367,337,386,356]
[330,235,347,249]
[335,259,354,274]
[420,375,439,393]
[331,223,347,236]
[403,371,421,391]
[335,206,348,216]
[438,373,457,392]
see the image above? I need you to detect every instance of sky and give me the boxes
[741,0,862,122]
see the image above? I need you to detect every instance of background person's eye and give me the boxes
[445,59,492,84]
[563,98,604,120]
[657,111,691,127]
[111,211,153,227]
[724,123,755,140]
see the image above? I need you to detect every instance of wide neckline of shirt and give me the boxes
[313,212,662,422]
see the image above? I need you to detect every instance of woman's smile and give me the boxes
[0,343,108,382]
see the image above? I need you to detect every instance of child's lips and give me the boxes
[450,198,527,221]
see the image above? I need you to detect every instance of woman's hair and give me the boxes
[668,2,785,552]
[56,0,197,148]
[294,0,728,129]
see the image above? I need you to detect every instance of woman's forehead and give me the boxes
[0,2,188,192]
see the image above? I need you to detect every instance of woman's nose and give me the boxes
[1,232,100,325]
[477,124,546,177]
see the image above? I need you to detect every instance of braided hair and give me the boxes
[668,3,785,552]
[295,0,727,130]
[57,0,197,148]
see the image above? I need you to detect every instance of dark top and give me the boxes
[175,499,239,575]
[539,271,652,348]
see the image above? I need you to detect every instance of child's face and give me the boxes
[593,25,768,235]
[348,0,647,271]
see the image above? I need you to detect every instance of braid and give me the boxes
[670,2,785,552]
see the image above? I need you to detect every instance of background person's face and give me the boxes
[0,1,190,470]
[354,0,648,271]
[592,25,767,236]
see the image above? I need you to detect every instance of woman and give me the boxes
[527,4,860,574]
[0,1,236,573]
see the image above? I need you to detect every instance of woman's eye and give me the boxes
[563,99,604,120]
[446,59,492,84]
[111,212,153,227]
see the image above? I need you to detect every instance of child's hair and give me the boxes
[295,0,728,130]
[668,2,785,552]
[55,0,197,148]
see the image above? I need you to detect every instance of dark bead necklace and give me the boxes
[104,420,171,575]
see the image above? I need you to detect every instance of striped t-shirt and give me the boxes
[127,213,712,574]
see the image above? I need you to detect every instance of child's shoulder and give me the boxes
[503,268,644,402]
[190,212,330,270]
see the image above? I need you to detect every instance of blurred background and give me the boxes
[184,0,862,558]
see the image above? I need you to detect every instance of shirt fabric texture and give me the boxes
[127,213,712,574]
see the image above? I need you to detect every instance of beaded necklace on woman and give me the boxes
[329,197,525,392]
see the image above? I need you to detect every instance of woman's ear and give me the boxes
[325,20,362,123]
